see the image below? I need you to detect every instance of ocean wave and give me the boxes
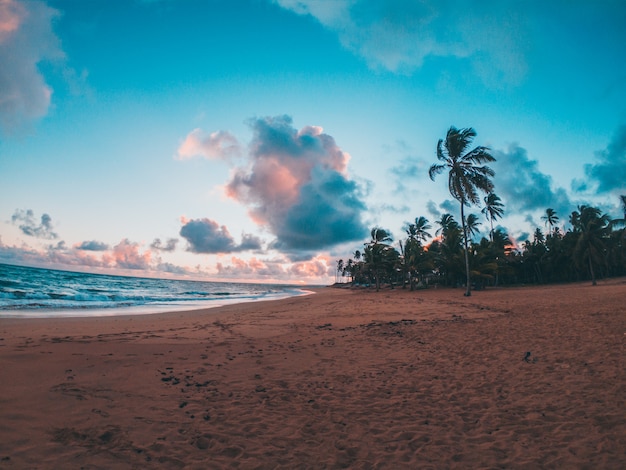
[0,263,310,316]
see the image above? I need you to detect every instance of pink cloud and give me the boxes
[102,239,152,270]
[289,256,332,277]
[176,128,241,160]
[225,156,301,225]
[215,254,333,282]
[48,249,104,268]
[226,117,352,214]
[223,115,367,251]
[177,116,367,253]
[216,256,283,279]
[0,0,23,42]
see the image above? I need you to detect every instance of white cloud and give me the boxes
[275,0,528,85]
[0,0,64,134]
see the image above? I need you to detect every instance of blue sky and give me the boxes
[1,0,625,283]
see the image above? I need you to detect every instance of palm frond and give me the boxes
[429,163,446,181]
[465,146,496,164]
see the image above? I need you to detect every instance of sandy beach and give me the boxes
[0,279,624,469]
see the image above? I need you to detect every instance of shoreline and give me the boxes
[1,280,624,468]
[0,287,316,320]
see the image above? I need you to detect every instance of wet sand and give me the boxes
[0,279,624,469]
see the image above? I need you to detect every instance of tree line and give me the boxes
[335,127,626,294]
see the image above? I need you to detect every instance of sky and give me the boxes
[1,0,625,284]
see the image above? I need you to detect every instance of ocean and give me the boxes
[0,263,312,318]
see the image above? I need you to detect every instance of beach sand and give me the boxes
[0,279,624,469]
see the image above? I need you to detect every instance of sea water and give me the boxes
[0,263,311,318]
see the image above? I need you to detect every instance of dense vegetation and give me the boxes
[336,127,626,292]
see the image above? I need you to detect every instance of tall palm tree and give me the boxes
[481,193,504,241]
[572,205,611,285]
[351,250,362,285]
[345,258,354,283]
[541,208,559,236]
[429,126,496,296]
[336,259,344,283]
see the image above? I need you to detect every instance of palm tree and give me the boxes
[541,208,560,236]
[336,259,344,283]
[405,216,432,243]
[350,249,363,284]
[429,126,496,296]
[365,227,393,291]
[430,223,464,287]
[435,213,459,239]
[569,210,581,232]
[403,216,433,289]
[482,193,504,241]
[465,213,482,241]
[490,227,513,286]
[571,205,611,285]
[345,258,354,283]
[469,237,498,290]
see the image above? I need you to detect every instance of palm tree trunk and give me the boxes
[588,244,597,286]
[460,202,471,296]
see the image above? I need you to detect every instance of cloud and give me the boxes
[239,233,263,251]
[11,209,58,239]
[76,240,109,251]
[289,257,332,278]
[225,115,368,251]
[180,218,262,254]
[0,0,64,134]
[389,156,426,180]
[389,155,430,194]
[426,200,441,218]
[1,233,193,274]
[48,240,66,251]
[150,237,178,252]
[215,254,332,281]
[275,0,528,85]
[492,144,571,218]
[0,236,149,271]
[582,124,626,194]
[156,262,189,275]
[176,129,242,160]
[103,239,152,270]
[425,199,459,220]
[376,203,410,215]
[439,199,458,214]
[216,256,285,279]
